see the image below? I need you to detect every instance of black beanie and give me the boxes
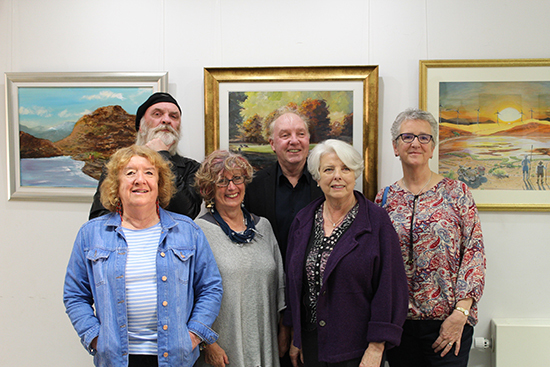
[135,92,181,131]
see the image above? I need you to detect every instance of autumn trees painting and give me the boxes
[228,91,353,168]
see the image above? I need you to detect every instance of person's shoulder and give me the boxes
[247,163,277,194]
[194,212,216,227]
[439,177,469,192]
[77,213,117,236]
[170,153,200,169]
[252,163,277,180]
[164,209,200,229]
[84,212,115,225]
[255,215,273,230]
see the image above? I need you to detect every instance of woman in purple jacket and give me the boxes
[283,140,408,367]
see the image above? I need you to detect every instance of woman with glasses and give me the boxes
[376,108,486,367]
[194,150,285,367]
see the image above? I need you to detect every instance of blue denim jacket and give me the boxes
[64,208,223,367]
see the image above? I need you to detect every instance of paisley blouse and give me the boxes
[375,178,485,325]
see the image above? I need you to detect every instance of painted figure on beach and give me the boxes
[522,155,530,180]
[536,161,545,184]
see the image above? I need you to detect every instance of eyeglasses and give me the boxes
[397,133,433,144]
[216,175,244,187]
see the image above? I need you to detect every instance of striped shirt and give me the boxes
[123,223,161,355]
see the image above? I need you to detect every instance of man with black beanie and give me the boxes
[88,92,202,220]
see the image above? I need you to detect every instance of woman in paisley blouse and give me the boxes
[284,139,408,367]
[376,108,486,367]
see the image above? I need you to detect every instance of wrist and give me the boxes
[454,306,470,317]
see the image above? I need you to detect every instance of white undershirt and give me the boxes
[123,222,161,355]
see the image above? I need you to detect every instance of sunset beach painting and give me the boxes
[437,81,550,191]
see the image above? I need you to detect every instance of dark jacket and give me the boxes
[243,162,322,259]
[284,191,408,363]
[89,151,201,220]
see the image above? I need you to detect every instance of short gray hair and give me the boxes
[391,108,438,145]
[308,139,364,181]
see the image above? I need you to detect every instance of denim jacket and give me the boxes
[64,208,223,367]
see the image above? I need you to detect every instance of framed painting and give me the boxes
[5,72,167,202]
[204,66,379,200]
[420,58,550,211]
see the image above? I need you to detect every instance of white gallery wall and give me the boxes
[1,1,549,366]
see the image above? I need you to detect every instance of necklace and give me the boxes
[403,171,433,196]
[324,201,352,228]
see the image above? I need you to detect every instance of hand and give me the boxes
[432,311,468,357]
[90,337,98,350]
[278,323,291,357]
[360,342,385,367]
[203,342,229,367]
[189,332,202,350]
[145,137,171,152]
[289,342,303,367]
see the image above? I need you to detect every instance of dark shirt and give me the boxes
[275,164,314,260]
[89,151,202,220]
[243,162,323,263]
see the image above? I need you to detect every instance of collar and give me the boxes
[105,206,177,230]
[294,191,372,234]
[276,161,312,186]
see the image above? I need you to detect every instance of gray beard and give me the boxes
[136,125,180,155]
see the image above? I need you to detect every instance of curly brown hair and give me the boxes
[194,150,254,206]
[99,145,176,212]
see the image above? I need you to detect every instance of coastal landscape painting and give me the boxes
[438,81,550,191]
[420,58,550,210]
[6,72,167,201]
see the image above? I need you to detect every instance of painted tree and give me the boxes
[299,98,331,143]
[229,92,248,140]
[240,114,267,144]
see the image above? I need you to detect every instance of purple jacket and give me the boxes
[284,191,408,363]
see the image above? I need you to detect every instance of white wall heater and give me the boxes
[491,318,550,367]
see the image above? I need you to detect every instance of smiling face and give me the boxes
[213,169,246,214]
[393,119,435,168]
[269,113,310,169]
[118,155,159,212]
[318,152,356,201]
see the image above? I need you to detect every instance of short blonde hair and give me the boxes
[100,145,176,212]
[194,150,253,206]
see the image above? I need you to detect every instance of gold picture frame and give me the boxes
[420,58,550,211]
[204,66,379,200]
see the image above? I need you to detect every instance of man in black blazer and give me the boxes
[244,105,323,263]
[244,105,322,367]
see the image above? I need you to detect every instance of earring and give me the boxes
[156,198,160,217]
[206,200,215,213]
[116,199,123,218]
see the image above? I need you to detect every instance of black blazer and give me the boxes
[244,162,323,258]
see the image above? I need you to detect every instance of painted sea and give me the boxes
[21,156,98,187]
